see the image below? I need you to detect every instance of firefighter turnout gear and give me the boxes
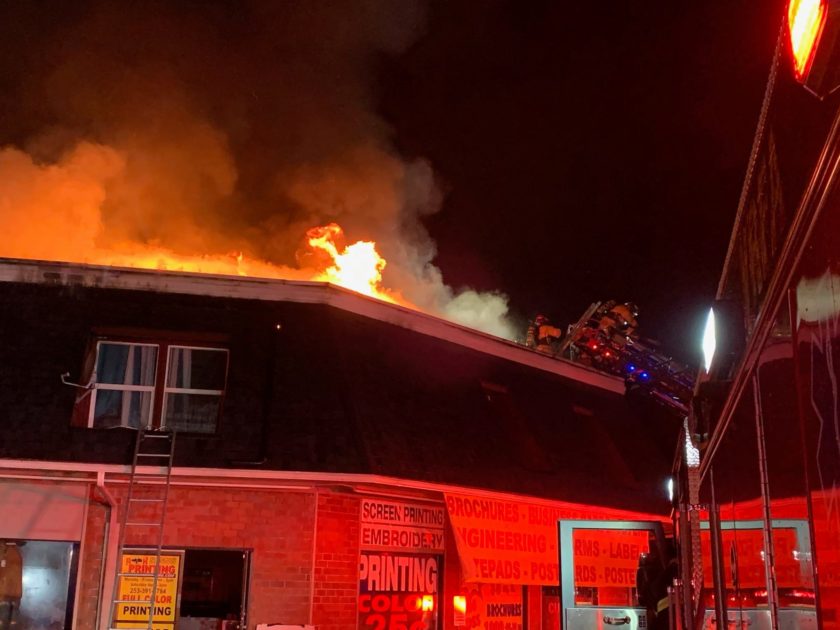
[526,315,562,354]
[636,544,678,630]
[597,300,639,339]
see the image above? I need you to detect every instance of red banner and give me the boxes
[445,492,662,585]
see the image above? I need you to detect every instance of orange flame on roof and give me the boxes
[306,223,395,302]
[11,220,404,305]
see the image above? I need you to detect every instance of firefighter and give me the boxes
[598,301,639,339]
[525,314,546,349]
[636,540,678,630]
[526,315,562,354]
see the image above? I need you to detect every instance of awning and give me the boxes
[0,480,88,541]
[444,492,661,586]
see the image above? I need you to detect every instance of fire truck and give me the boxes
[676,3,840,630]
[550,3,840,630]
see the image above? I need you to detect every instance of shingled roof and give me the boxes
[0,259,679,514]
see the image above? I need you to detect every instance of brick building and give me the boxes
[0,258,676,630]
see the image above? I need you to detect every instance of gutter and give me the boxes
[91,471,119,630]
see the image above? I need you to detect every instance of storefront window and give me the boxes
[1,540,79,630]
[358,551,440,630]
[571,528,651,608]
[180,549,246,626]
[358,498,445,630]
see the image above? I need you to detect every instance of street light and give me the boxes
[702,307,716,373]
[691,301,745,443]
[699,301,744,382]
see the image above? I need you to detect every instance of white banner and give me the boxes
[360,498,445,553]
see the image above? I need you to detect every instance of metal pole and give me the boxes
[752,373,780,630]
[709,469,727,630]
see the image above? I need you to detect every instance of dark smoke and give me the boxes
[0,0,514,337]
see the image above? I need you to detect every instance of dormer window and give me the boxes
[73,336,228,434]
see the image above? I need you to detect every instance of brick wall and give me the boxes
[77,489,109,627]
[78,485,317,630]
[311,492,360,630]
[14,478,557,630]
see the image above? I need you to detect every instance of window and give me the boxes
[163,346,228,433]
[74,337,228,433]
[180,549,247,623]
[91,342,158,429]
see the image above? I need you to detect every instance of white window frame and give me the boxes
[84,340,229,432]
[87,341,159,429]
[160,345,229,431]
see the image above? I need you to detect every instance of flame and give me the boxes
[3,215,403,303]
[306,223,395,302]
[98,222,402,303]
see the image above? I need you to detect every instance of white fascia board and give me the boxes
[0,458,662,520]
[0,258,623,393]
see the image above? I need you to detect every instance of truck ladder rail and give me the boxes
[563,302,696,418]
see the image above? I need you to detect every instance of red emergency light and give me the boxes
[787,0,840,96]
[789,0,828,79]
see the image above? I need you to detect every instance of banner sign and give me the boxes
[359,552,440,630]
[461,583,523,630]
[572,529,649,588]
[445,493,656,585]
[113,551,182,630]
[361,498,445,553]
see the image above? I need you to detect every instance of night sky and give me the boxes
[0,0,787,362]
[381,1,784,360]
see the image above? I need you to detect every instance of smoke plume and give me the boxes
[0,0,514,338]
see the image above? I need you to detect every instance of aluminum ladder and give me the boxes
[108,428,176,630]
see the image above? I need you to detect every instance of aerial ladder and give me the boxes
[556,301,696,417]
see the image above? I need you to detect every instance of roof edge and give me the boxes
[0,458,664,520]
